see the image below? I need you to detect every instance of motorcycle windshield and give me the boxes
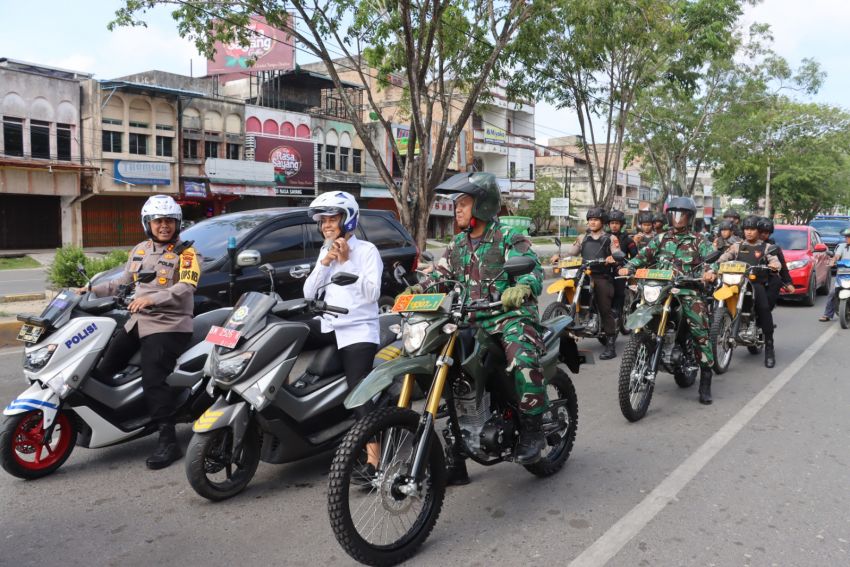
[223,292,276,340]
[39,290,79,325]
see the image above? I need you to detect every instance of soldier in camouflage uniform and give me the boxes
[619,197,718,405]
[402,172,547,477]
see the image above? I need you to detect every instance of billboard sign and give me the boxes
[394,127,421,156]
[114,160,171,185]
[550,197,570,217]
[253,136,315,195]
[207,16,295,75]
[484,125,507,145]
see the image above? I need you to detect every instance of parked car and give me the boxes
[773,224,831,306]
[91,208,420,314]
[809,216,850,272]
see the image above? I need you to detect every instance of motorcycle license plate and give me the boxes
[17,324,44,343]
[719,261,747,274]
[634,268,673,280]
[205,325,241,348]
[560,257,582,268]
[392,293,446,312]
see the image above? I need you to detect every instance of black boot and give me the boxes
[698,368,713,405]
[515,414,545,465]
[146,422,181,470]
[599,334,617,360]
[764,340,775,368]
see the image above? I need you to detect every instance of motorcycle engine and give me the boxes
[479,415,515,456]
[452,377,491,458]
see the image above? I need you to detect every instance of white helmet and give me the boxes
[141,195,183,239]
[307,191,359,234]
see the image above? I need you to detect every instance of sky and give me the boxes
[1,0,847,146]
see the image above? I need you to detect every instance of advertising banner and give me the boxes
[484,125,507,145]
[394,127,421,156]
[207,16,295,75]
[253,136,315,196]
[183,181,206,198]
[114,160,171,185]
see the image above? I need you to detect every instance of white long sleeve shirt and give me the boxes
[303,235,383,348]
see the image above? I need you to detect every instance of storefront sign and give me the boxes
[209,184,276,196]
[253,136,315,194]
[484,125,507,145]
[184,181,207,198]
[207,16,294,75]
[205,158,274,185]
[394,127,421,156]
[114,160,171,185]
[275,187,316,196]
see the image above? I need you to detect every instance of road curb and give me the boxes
[0,293,46,304]
[0,321,21,349]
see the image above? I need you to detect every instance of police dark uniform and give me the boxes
[91,238,200,462]
[607,211,637,321]
[716,235,780,368]
[758,218,792,310]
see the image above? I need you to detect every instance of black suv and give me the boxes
[92,208,420,313]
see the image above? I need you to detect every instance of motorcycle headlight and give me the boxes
[214,352,253,380]
[25,344,57,371]
[840,279,850,289]
[787,258,810,270]
[722,274,744,286]
[45,373,71,398]
[561,269,579,279]
[642,284,662,304]
[402,321,429,352]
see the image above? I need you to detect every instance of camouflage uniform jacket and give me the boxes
[431,221,543,329]
[626,230,715,294]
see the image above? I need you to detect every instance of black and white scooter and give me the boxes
[0,267,229,479]
[185,253,403,501]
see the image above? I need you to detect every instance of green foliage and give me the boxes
[48,247,128,288]
[524,177,564,234]
[0,256,40,270]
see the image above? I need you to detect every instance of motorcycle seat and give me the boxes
[187,308,231,348]
[306,345,345,378]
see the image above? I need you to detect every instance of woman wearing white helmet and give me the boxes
[303,191,383,470]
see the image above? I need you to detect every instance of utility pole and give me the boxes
[764,160,771,218]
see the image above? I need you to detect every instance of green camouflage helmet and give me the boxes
[436,172,501,221]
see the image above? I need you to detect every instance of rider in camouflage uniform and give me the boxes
[402,172,547,478]
[619,197,718,405]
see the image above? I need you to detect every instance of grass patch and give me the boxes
[0,256,41,270]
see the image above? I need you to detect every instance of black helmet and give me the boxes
[666,197,697,228]
[723,208,740,221]
[741,215,760,230]
[652,212,665,223]
[608,209,626,223]
[718,220,734,231]
[757,217,774,234]
[587,207,608,222]
[435,172,501,221]
[637,211,653,224]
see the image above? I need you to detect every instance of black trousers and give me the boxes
[95,326,192,423]
[751,282,774,341]
[591,275,617,336]
[613,277,627,314]
[304,319,378,418]
[767,275,782,310]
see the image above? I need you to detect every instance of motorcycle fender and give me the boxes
[345,354,437,409]
[4,382,60,428]
[546,279,575,294]
[625,304,661,331]
[713,285,738,301]
[193,397,249,445]
[839,290,850,300]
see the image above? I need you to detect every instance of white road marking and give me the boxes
[569,324,839,567]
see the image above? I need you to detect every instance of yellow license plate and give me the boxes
[17,324,45,343]
[634,268,674,280]
[392,293,447,312]
[560,257,583,268]
[719,261,747,274]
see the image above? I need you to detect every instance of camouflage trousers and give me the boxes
[680,295,714,368]
[480,314,548,417]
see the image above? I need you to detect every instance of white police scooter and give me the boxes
[1,267,228,479]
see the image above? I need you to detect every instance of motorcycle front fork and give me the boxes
[648,295,674,376]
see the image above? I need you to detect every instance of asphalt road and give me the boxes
[0,290,848,566]
[0,268,47,297]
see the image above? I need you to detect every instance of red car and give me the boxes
[773,224,831,305]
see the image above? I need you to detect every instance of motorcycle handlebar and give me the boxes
[313,300,349,315]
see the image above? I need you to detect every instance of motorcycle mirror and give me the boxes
[76,262,87,275]
[502,256,536,277]
[393,262,408,284]
[137,270,157,283]
[237,249,261,268]
[331,272,359,286]
[259,263,275,275]
[421,251,435,263]
[554,237,562,248]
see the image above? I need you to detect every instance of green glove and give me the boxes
[501,284,531,311]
